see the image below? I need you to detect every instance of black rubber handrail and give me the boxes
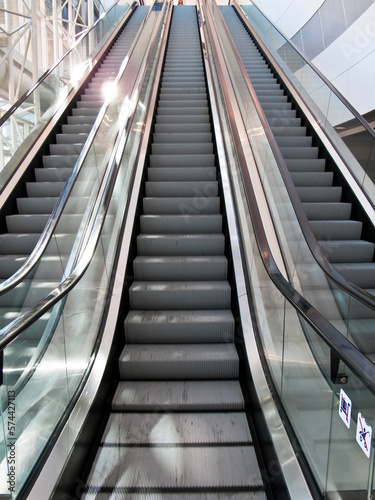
[204,0,375,396]
[0,1,137,127]
[224,0,375,313]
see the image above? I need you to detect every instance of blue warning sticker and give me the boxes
[339,389,352,428]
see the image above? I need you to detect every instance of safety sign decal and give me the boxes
[356,413,372,458]
[339,389,352,428]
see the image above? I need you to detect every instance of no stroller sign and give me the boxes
[356,413,372,458]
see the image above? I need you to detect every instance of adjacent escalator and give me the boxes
[0,6,148,291]
[0,6,149,390]
[82,6,267,497]
[220,6,375,293]
[220,5,375,356]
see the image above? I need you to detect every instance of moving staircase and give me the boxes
[82,6,267,497]
[0,6,149,390]
[220,5,375,356]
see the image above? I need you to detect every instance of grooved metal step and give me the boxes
[129,281,232,309]
[85,446,263,491]
[140,214,222,233]
[125,309,235,343]
[150,153,215,167]
[119,343,239,379]
[101,412,252,444]
[143,196,220,215]
[137,233,225,256]
[145,180,218,196]
[148,166,216,181]
[133,255,227,280]
[113,380,245,411]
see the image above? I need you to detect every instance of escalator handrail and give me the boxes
[0,0,137,127]
[0,0,171,351]
[221,1,375,313]
[231,0,375,140]
[204,0,375,396]
[0,0,157,297]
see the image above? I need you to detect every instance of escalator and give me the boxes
[219,5,375,356]
[2,3,375,500]
[0,4,148,302]
[0,6,149,389]
[82,6,268,497]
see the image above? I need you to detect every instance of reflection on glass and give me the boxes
[0,4,130,185]
[240,2,375,207]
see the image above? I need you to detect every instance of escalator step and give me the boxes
[49,143,84,155]
[75,101,102,109]
[275,136,312,147]
[129,281,231,309]
[55,133,88,144]
[42,155,79,168]
[140,214,222,234]
[101,412,252,444]
[143,196,220,214]
[35,167,73,181]
[150,153,215,168]
[333,262,375,289]
[66,115,97,125]
[26,181,66,197]
[151,143,213,155]
[83,492,267,499]
[17,197,58,214]
[137,234,225,256]
[278,146,319,159]
[85,446,263,491]
[258,95,289,104]
[145,180,218,196]
[153,132,212,143]
[290,171,333,187]
[310,220,362,240]
[264,109,296,119]
[154,123,211,133]
[148,167,216,181]
[318,240,374,263]
[156,107,209,117]
[119,343,239,379]
[296,186,342,202]
[133,255,227,280]
[272,126,307,137]
[125,309,234,343]
[155,114,210,124]
[303,202,352,220]
[256,88,284,96]
[6,214,81,233]
[113,380,245,411]
[285,158,326,172]
[71,107,99,116]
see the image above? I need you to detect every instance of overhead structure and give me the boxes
[0,0,107,167]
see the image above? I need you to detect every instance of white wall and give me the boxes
[250,0,375,115]
[312,3,375,114]
[251,0,325,38]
